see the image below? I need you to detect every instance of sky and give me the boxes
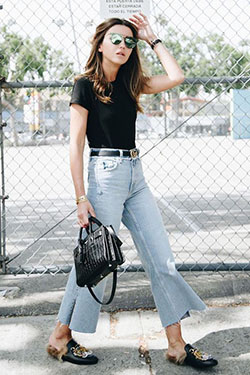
[1,0,250,73]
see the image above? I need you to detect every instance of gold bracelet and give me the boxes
[76,195,88,205]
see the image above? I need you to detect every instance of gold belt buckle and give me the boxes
[130,149,138,158]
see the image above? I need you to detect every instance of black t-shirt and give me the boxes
[69,70,137,149]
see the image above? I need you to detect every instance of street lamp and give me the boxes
[52,19,65,28]
[52,4,81,72]
[7,18,16,27]
[84,20,94,28]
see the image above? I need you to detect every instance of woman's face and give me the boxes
[98,25,135,66]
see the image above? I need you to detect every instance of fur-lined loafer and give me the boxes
[184,344,218,368]
[46,338,98,365]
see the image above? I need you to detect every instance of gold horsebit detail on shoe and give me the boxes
[71,344,93,358]
[189,348,212,361]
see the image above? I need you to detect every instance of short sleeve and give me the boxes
[69,77,92,111]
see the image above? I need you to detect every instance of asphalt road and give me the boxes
[3,136,250,274]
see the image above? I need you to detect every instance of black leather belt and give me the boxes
[90,148,139,158]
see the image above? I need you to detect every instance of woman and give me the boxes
[47,13,218,369]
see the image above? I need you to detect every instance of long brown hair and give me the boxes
[74,18,150,112]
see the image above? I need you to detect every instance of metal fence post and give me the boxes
[0,83,9,273]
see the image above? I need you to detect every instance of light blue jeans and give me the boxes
[58,148,206,332]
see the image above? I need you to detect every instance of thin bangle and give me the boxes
[76,195,88,205]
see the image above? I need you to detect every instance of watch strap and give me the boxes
[150,38,162,50]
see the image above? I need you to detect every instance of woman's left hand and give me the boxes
[128,12,157,44]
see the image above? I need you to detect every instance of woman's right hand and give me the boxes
[77,200,96,228]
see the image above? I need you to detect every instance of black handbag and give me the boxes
[73,216,125,305]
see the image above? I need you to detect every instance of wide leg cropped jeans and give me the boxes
[58,148,206,332]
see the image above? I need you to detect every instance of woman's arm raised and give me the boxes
[129,13,185,94]
[141,42,185,94]
[70,103,96,227]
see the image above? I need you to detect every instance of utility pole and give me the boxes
[0,3,9,273]
[67,0,81,72]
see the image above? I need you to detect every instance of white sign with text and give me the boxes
[100,0,150,19]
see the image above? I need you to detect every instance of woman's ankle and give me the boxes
[165,321,186,348]
[49,332,72,350]
[50,322,72,342]
[168,339,186,347]
[54,332,72,341]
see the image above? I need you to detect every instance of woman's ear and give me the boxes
[98,44,103,53]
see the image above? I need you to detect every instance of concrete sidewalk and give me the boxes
[1,272,250,374]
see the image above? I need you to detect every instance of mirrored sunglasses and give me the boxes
[109,33,138,49]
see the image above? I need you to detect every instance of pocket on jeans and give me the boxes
[96,158,120,172]
[95,158,120,195]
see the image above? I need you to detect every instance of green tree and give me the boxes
[0,26,76,145]
[0,25,76,90]
[139,16,250,102]
[138,16,249,130]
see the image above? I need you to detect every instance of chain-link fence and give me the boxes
[0,1,250,276]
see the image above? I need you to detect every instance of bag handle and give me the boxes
[87,270,117,305]
[78,216,102,240]
[106,224,123,247]
[88,215,102,225]
[87,216,103,233]
[78,217,123,247]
